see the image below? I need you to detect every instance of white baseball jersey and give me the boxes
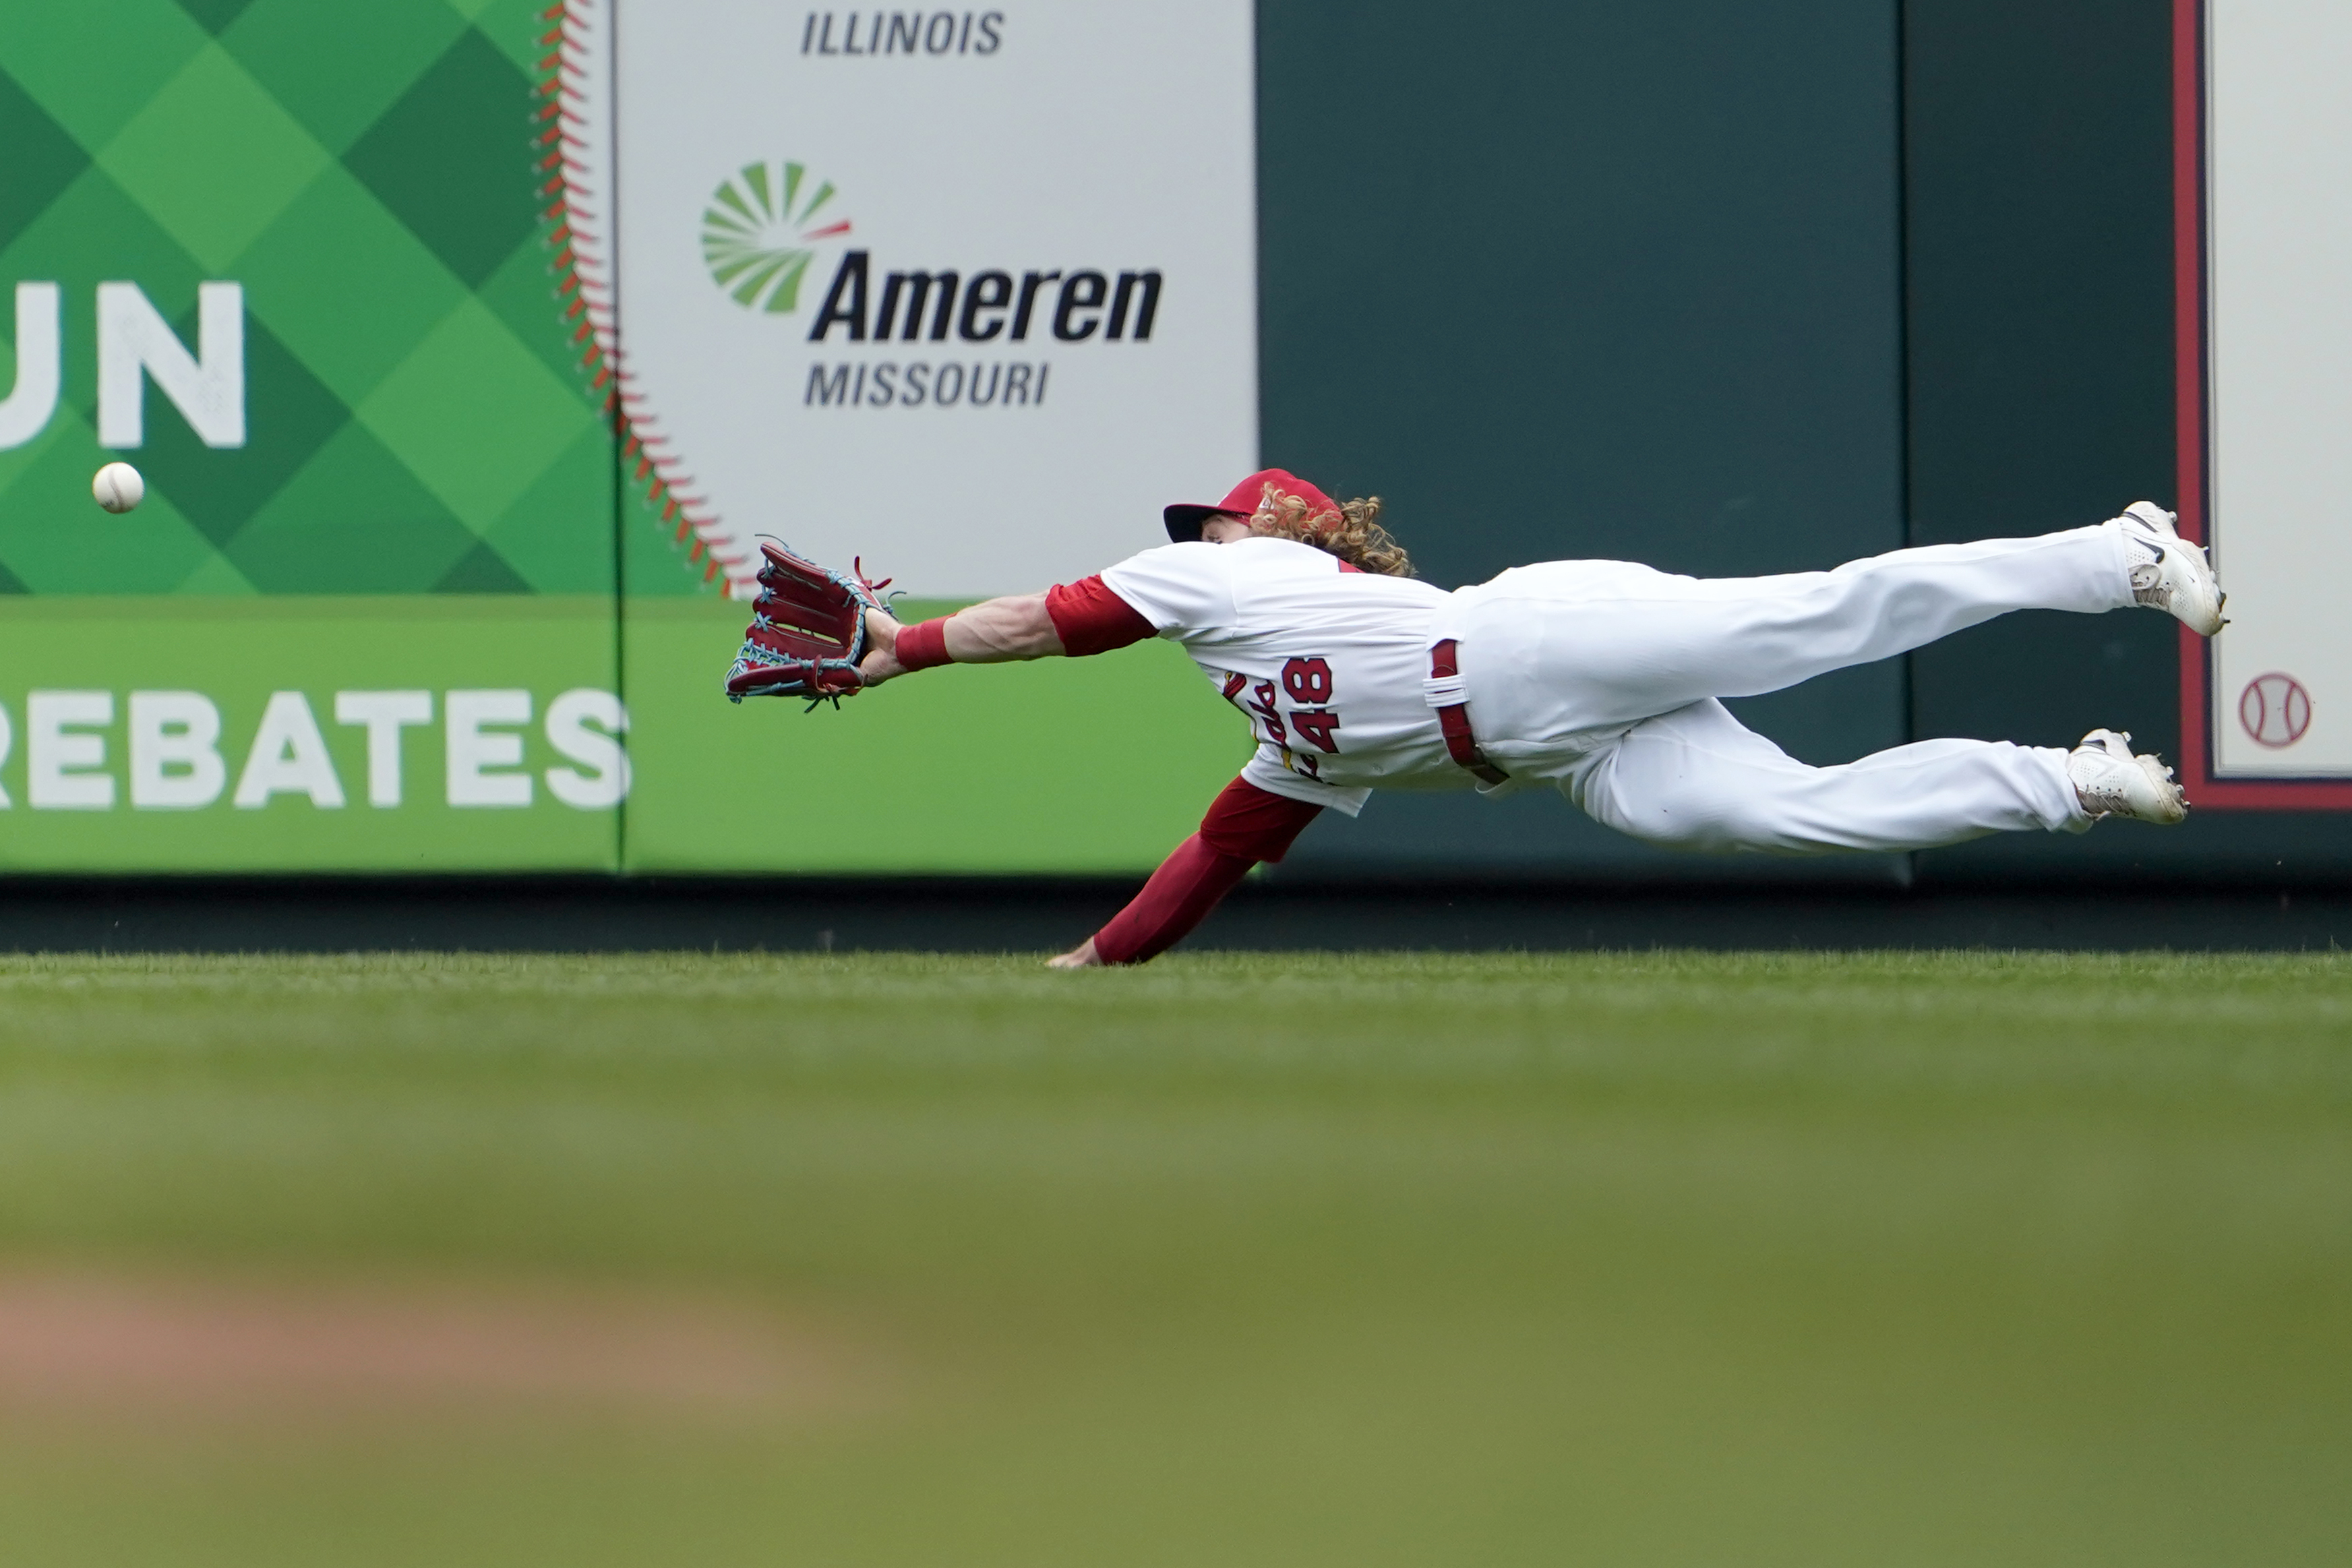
[1099,537,1469,814]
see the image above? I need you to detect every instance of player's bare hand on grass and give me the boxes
[1046,938,1104,969]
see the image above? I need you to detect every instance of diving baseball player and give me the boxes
[729,469,2225,967]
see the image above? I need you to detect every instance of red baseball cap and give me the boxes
[1164,467,1342,543]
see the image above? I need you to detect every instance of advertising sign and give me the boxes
[2179,0,2352,804]
[0,0,1257,874]
[0,1,624,870]
[564,0,1261,872]
[564,0,1258,599]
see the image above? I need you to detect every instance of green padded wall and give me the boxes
[1259,0,1910,881]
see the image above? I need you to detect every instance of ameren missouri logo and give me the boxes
[796,255,1160,411]
[700,162,1160,346]
[797,253,1159,411]
[702,162,1163,413]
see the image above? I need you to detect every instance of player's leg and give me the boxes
[1459,506,2211,737]
[1561,699,2179,854]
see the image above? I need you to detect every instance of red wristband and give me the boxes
[895,617,952,670]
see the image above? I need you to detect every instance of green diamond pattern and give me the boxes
[0,0,619,597]
[483,422,615,593]
[0,69,89,256]
[477,231,593,390]
[0,406,220,592]
[175,552,258,593]
[359,295,593,532]
[473,0,562,76]
[227,420,478,593]
[135,312,347,547]
[221,0,467,155]
[179,0,260,37]
[234,164,466,407]
[98,44,331,273]
[344,30,540,289]
[0,0,208,153]
[437,540,535,593]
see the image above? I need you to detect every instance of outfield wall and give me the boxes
[0,0,2343,883]
[0,0,1249,874]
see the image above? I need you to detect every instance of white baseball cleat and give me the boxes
[2068,728,2188,824]
[2115,501,2225,636]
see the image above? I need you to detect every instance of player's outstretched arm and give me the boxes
[862,576,1157,688]
[859,595,1064,687]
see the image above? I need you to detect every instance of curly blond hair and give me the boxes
[1244,483,1414,577]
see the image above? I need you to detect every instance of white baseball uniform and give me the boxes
[1099,520,2141,853]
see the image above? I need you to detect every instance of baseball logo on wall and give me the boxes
[555,1,1258,597]
[2239,673,2311,750]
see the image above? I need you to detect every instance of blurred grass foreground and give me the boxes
[0,951,2345,1567]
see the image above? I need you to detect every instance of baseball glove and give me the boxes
[724,542,892,706]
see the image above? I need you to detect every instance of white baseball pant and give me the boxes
[1448,522,2140,853]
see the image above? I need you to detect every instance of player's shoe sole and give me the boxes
[2116,501,2226,636]
[2068,727,2188,824]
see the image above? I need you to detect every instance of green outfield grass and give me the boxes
[0,952,2346,1567]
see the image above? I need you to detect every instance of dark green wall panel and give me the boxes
[1901,0,2178,768]
[1258,0,1908,879]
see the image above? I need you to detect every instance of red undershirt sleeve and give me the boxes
[1046,575,1156,657]
[1089,837,1254,967]
[1195,774,1326,862]
[1090,778,1324,965]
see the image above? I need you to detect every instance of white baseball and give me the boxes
[92,462,144,514]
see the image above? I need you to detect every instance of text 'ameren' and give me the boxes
[0,690,630,812]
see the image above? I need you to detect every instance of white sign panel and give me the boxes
[2204,1,2352,776]
[560,1,1259,597]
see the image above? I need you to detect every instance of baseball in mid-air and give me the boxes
[92,462,144,514]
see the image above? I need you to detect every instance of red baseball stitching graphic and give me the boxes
[2237,673,2311,749]
[536,1,756,595]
